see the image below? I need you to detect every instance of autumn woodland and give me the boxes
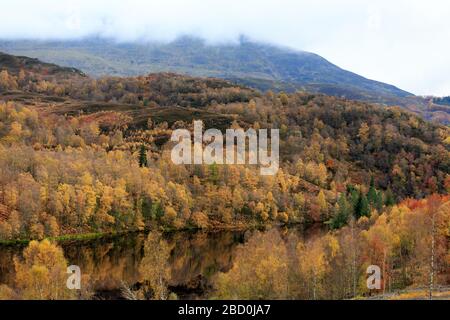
[0,51,448,300]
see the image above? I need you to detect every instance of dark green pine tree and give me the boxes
[384,187,396,206]
[346,184,357,195]
[359,194,370,217]
[139,144,148,167]
[355,192,370,218]
[150,200,164,220]
[209,162,219,185]
[350,188,360,216]
[367,176,377,208]
[375,190,384,212]
[331,194,350,229]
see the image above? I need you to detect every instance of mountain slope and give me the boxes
[0,51,86,80]
[1,49,449,124]
[0,37,412,102]
[0,51,449,245]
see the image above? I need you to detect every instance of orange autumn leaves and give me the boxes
[214,195,450,299]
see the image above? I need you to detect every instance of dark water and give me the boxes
[0,226,324,299]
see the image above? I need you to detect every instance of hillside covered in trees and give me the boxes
[0,38,412,99]
[0,52,449,240]
[3,37,450,126]
[433,96,450,106]
[0,53,448,300]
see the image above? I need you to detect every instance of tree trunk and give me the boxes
[351,218,356,297]
[429,212,436,300]
[312,273,317,300]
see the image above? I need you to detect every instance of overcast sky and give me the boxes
[1,0,449,96]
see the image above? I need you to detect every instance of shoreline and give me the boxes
[0,220,310,247]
